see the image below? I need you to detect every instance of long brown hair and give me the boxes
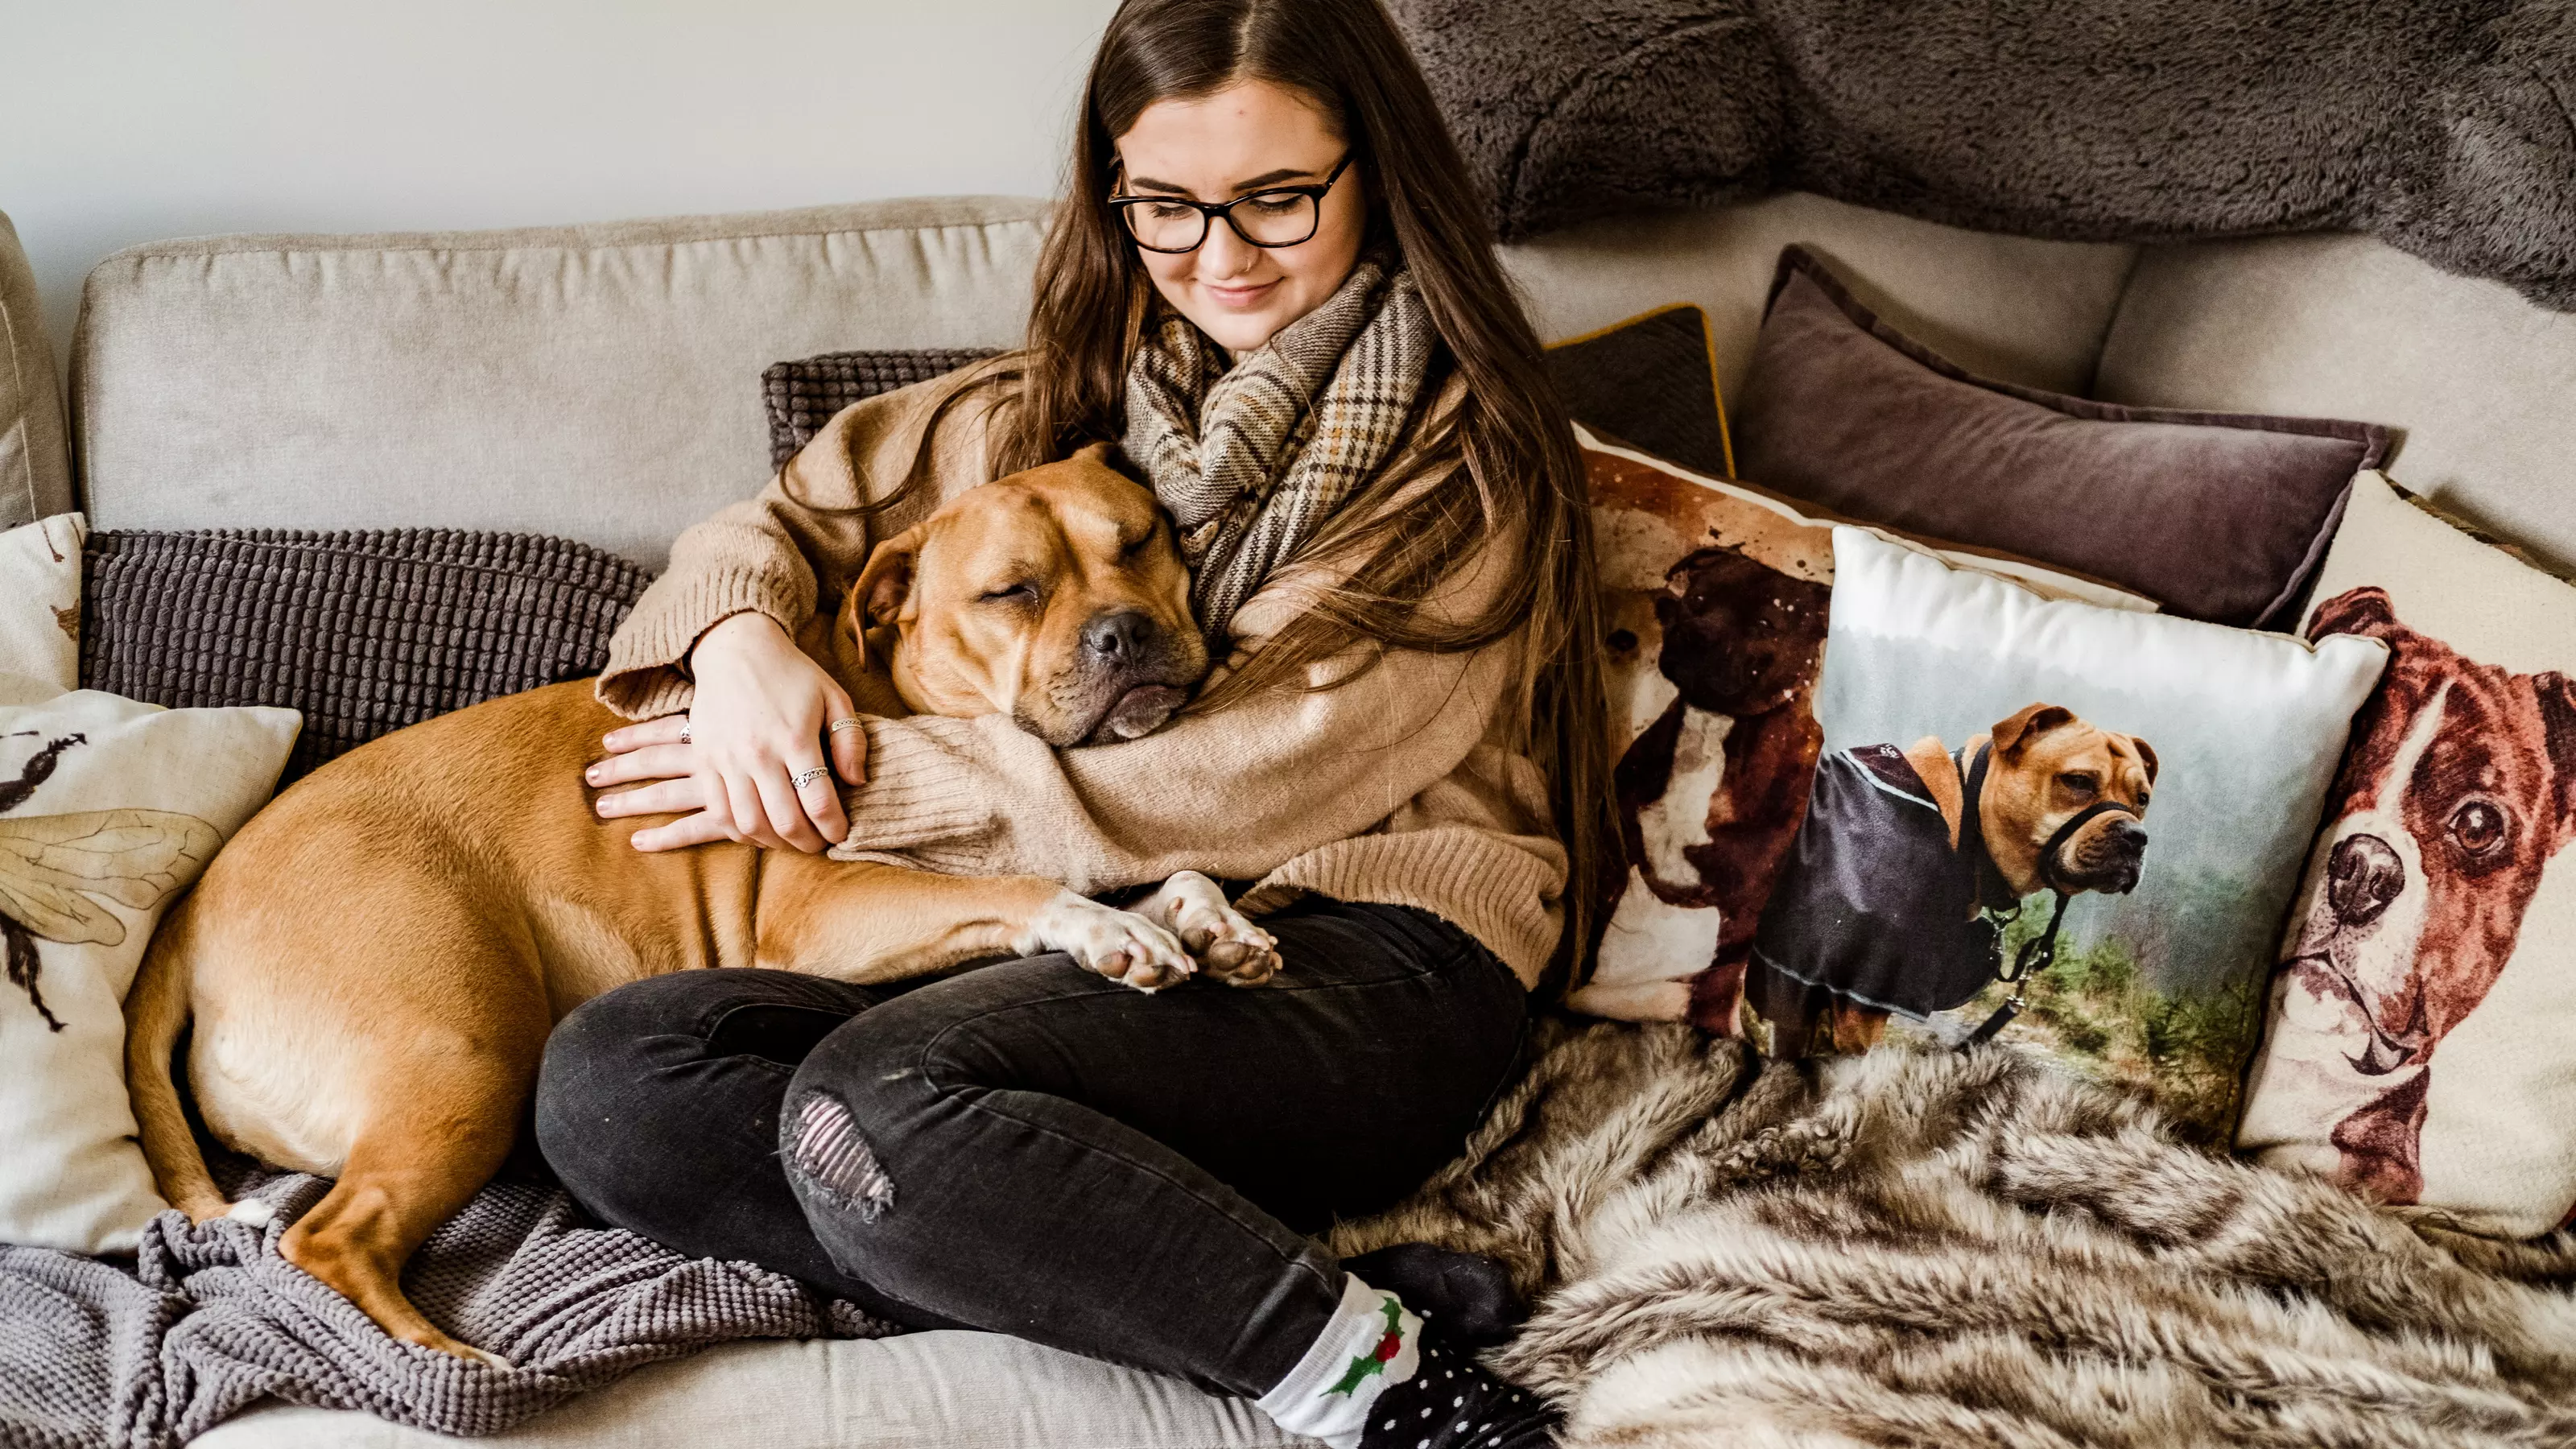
[935,0,1613,990]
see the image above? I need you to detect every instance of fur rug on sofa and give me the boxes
[1329,1022,2576,1447]
[1389,0,2576,311]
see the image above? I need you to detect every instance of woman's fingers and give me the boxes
[602,713,689,756]
[753,763,828,853]
[628,811,740,852]
[824,687,868,788]
[585,743,694,788]
[593,778,710,819]
[724,770,788,852]
[799,760,851,845]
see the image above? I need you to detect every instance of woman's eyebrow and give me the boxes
[1124,166,1320,196]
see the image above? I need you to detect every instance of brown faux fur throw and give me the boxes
[1328,1022,2576,1447]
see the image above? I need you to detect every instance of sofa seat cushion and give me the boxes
[192,1331,1313,1449]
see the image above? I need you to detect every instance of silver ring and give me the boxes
[791,766,832,791]
[679,717,692,745]
[828,716,865,734]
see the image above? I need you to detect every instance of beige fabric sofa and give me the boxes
[10,190,2571,1446]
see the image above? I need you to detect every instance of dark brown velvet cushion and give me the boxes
[1544,304,1735,481]
[1731,247,2390,628]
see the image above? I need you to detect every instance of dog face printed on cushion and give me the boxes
[848,443,1209,747]
[1978,703,2158,899]
[2267,588,2576,1199]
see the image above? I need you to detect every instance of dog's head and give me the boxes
[1979,703,2158,898]
[1653,546,1830,717]
[2282,587,2576,1075]
[843,443,1208,747]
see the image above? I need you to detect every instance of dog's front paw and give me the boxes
[1146,871,1281,987]
[1026,892,1195,993]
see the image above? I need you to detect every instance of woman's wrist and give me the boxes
[687,609,790,681]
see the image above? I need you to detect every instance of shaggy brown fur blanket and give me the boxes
[1328,1022,2576,1447]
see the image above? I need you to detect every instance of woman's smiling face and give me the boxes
[1113,80,1367,357]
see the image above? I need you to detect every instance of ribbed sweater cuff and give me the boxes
[595,571,806,720]
[824,719,1000,860]
[1240,829,1564,990]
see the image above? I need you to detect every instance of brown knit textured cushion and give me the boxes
[762,349,1000,468]
[80,529,652,784]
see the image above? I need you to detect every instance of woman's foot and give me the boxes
[1356,1339,1558,1449]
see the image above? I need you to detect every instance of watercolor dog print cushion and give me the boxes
[1572,426,2152,1031]
[1747,527,2386,1143]
[2235,473,2576,1236]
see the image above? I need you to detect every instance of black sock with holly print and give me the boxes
[1355,1338,1558,1449]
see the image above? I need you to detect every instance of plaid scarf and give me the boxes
[1122,252,1436,643]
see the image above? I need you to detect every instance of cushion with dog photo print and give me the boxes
[0,689,297,1253]
[2235,472,2576,1237]
[1749,527,2387,1142]
[0,513,83,696]
[1571,425,2155,1030]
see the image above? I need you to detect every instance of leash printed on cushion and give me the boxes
[1122,250,1437,645]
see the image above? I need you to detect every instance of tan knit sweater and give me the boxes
[597,361,1567,989]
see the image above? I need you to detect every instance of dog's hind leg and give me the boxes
[261,909,552,1367]
[279,1046,535,1366]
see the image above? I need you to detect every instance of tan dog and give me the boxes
[1763,703,2157,1055]
[123,444,1280,1362]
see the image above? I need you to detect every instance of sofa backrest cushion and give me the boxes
[1,208,72,529]
[2095,235,2576,579]
[68,188,2147,573]
[72,197,1049,571]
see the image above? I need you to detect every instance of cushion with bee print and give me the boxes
[0,688,297,1253]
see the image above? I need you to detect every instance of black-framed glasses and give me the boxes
[1108,152,1356,254]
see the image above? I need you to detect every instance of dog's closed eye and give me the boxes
[2058,771,2099,797]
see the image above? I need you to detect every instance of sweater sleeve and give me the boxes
[825,490,1536,891]
[828,633,1521,894]
[595,365,1005,720]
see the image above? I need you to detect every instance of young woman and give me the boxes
[539,2,1608,1445]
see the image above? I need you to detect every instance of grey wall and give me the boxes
[0,0,1121,374]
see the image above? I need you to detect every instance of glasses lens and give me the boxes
[1121,200,1207,253]
[1230,192,1319,246]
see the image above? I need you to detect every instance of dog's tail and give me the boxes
[125,895,230,1221]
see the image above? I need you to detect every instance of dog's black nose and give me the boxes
[1082,609,1156,663]
[2328,833,2405,927]
[2106,815,2148,852]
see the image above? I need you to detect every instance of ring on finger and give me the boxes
[828,717,863,735]
[679,716,693,745]
[791,765,832,791]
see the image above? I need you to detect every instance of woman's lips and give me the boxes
[1202,279,1278,310]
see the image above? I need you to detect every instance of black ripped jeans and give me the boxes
[532,898,1529,1397]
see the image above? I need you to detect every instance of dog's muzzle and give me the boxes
[2041,802,2148,894]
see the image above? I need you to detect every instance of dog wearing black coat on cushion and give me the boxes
[1750,702,2157,1057]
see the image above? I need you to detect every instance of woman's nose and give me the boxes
[1196,220,1259,276]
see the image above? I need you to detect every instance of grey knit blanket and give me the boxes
[0,1170,898,1449]
[1392,0,2576,311]
[1331,1022,2576,1446]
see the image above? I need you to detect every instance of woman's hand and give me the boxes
[588,612,868,852]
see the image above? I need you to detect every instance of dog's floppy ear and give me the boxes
[2539,671,2576,833]
[2306,585,2404,644]
[850,526,926,633]
[2130,737,2161,786]
[1992,704,2075,761]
